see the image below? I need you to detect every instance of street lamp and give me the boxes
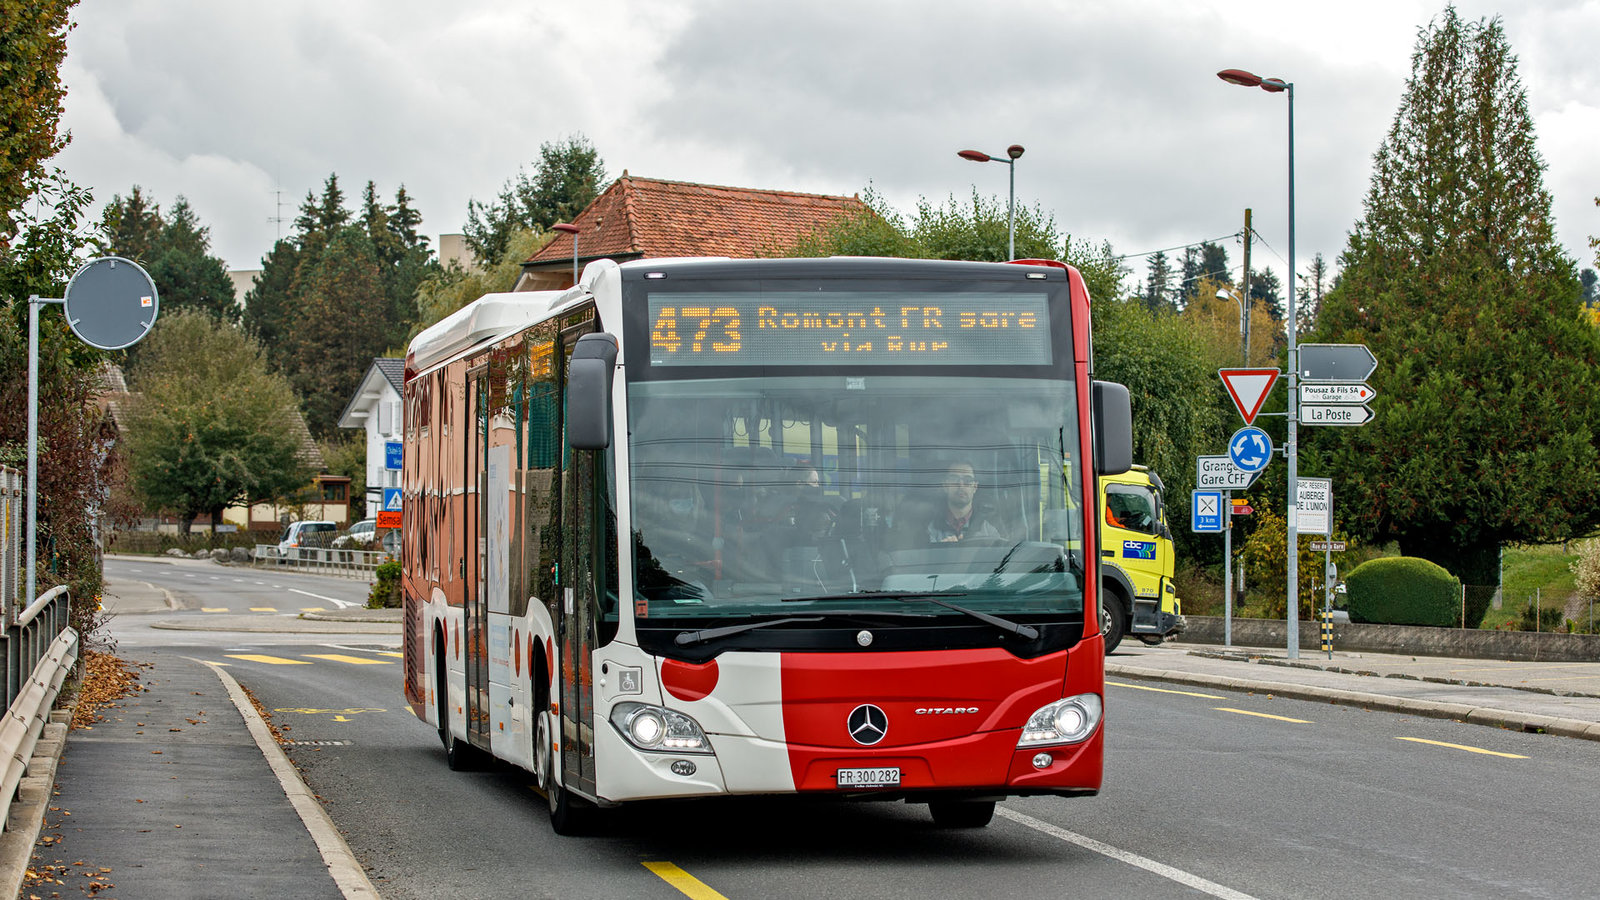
[552,223,580,285]
[1217,287,1249,366]
[1219,66,1300,658]
[957,144,1025,260]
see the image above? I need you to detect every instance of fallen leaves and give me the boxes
[70,651,145,730]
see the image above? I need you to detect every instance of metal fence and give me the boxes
[2,467,22,623]
[0,584,77,832]
[251,545,391,577]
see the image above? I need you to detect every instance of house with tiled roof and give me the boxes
[338,358,406,518]
[515,175,871,291]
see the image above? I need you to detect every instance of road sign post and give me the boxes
[1227,427,1273,474]
[1191,490,1225,533]
[25,257,159,621]
[1197,455,1260,490]
[1297,343,1377,383]
[1218,368,1280,424]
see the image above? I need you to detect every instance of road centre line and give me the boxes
[290,587,359,609]
[641,862,729,900]
[225,654,312,665]
[1395,737,1528,759]
[1214,707,1314,724]
[1107,680,1224,699]
[998,809,1261,900]
[304,654,391,665]
[250,607,278,612]
[202,607,228,613]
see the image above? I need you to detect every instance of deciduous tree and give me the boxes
[124,310,309,534]
[0,0,75,236]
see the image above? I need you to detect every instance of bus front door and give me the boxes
[465,368,490,748]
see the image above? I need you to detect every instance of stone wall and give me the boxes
[1182,615,1600,662]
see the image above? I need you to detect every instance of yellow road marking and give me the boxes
[372,651,404,658]
[304,654,392,665]
[1214,707,1313,724]
[249,607,278,612]
[1395,737,1527,759]
[225,654,311,665]
[642,862,728,900]
[1108,680,1224,699]
[300,606,325,612]
[201,607,229,613]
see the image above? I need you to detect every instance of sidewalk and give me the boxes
[5,575,388,899]
[1110,641,1600,741]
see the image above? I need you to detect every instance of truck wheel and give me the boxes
[1100,594,1127,654]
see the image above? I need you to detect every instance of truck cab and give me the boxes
[1098,465,1183,652]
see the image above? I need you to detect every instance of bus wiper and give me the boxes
[675,616,824,646]
[782,591,1040,640]
[674,610,938,646]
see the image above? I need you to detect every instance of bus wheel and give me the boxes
[533,710,553,791]
[437,651,475,771]
[548,775,593,835]
[1100,595,1127,654]
[929,800,995,828]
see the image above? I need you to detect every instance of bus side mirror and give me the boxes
[1092,380,1132,476]
[567,332,618,450]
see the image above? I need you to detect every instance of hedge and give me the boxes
[1346,556,1464,627]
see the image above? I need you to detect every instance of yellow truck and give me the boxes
[1098,465,1183,653]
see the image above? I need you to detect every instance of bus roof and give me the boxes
[407,290,566,376]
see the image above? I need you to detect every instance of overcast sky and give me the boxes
[56,0,1600,297]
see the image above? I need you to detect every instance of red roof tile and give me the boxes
[525,175,869,266]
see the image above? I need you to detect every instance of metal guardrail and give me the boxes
[250,545,392,577]
[0,584,77,832]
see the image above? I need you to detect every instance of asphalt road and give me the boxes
[100,558,1600,899]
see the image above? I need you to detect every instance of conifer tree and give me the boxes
[1309,9,1600,607]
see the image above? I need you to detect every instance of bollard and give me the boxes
[1320,610,1333,658]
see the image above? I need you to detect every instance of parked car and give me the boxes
[277,520,337,561]
[332,518,376,548]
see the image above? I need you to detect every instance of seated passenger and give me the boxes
[782,462,836,543]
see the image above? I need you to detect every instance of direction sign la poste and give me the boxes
[1300,404,1374,426]
[1300,383,1376,404]
[1218,368,1280,424]
[1297,343,1377,383]
[1191,490,1225,533]
[1227,426,1273,474]
[1197,455,1258,490]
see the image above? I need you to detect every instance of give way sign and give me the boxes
[1218,368,1280,425]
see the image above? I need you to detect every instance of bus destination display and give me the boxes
[648,292,1052,367]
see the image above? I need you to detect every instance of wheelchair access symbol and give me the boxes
[1227,426,1273,474]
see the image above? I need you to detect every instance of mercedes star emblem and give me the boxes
[847,704,888,746]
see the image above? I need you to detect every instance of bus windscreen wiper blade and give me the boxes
[782,591,1039,640]
[675,616,825,645]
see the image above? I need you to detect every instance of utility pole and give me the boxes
[1241,209,1252,365]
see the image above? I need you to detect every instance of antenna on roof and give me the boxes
[267,187,288,241]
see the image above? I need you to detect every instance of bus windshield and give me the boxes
[626,374,1085,624]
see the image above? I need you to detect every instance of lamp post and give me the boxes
[1217,287,1249,366]
[552,223,580,285]
[1219,66,1299,658]
[957,144,1025,260]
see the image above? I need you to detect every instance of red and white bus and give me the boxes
[400,256,1132,833]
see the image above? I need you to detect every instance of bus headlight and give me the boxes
[610,702,713,754]
[1017,694,1102,747]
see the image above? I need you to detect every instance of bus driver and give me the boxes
[927,461,1003,543]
